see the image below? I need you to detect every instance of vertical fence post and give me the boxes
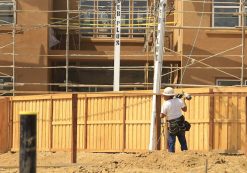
[0,98,10,153]
[209,89,214,150]
[71,93,78,163]
[156,94,161,150]
[245,96,247,155]
[10,98,13,151]
[49,96,53,151]
[19,112,37,173]
[84,96,88,150]
[9,98,13,151]
[122,95,126,151]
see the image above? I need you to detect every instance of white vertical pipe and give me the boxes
[65,0,70,92]
[113,0,121,91]
[241,0,245,86]
[12,1,16,96]
[149,0,167,150]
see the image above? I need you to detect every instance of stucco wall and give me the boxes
[0,0,50,93]
[181,0,246,85]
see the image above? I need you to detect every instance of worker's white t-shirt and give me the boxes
[161,98,185,120]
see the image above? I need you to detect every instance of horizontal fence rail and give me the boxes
[0,87,246,154]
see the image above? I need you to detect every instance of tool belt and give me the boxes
[167,115,191,135]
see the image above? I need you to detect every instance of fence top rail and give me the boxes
[213,87,247,93]
[175,88,212,94]
[8,92,156,101]
[10,95,52,101]
[6,87,247,101]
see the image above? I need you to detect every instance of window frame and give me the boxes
[0,76,13,96]
[79,0,95,37]
[215,79,247,86]
[97,0,113,38]
[0,1,16,25]
[79,0,148,38]
[212,0,243,28]
[133,0,148,37]
[121,0,130,37]
[212,6,240,27]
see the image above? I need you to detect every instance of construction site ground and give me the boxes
[0,150,247,173]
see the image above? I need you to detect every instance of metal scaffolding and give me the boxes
[0,0,246,95]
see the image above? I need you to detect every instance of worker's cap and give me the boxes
[162,87,175,96]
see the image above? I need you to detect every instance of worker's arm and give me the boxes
[181,98,187,112]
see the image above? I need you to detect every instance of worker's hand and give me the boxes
[160,113,165,118]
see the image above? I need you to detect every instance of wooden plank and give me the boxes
[209,90,214,150]
[84,97,88,150]
[9,98,13,151]
[61,100,65,149]
[189,94,195,150]
[220,96,228,150]
[78,93,154,99]
[11,95,52,101]
[101,98,105,150]
[51,94,72,99]
[41,101,45,150]
[52,100,57,149]
[112,98,116,150]
[71,94,78,163]
[176,88,211,94]
[239,96,246,152]
[199,96,204,150]
[122,96,126,151]
[96,98,100,150]
[156,95,161,150]
[195,96,199,150]
[49,97,53,151]
[245,96,247,155]
[230,96,238,151]
[228,95,233,151]
[37,101,41,150]
[0,98,10,153]
[133,96,137,149]
[89,98,93,150]
[213,87,247,93]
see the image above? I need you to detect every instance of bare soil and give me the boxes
[0,151,247,173]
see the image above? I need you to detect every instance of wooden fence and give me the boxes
[0,87,246,154]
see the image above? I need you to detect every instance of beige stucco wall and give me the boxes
[181,0,246,85]
[0,0,50,93]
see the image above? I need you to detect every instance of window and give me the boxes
[0,2,14,25]
[80,0,94,37]
[98,0,112,37]
[0,76,13,96]
[79,0,148,38]
[121,0,130,37]
[212,0,247,27]
[133,0,147,37]
[216,79,247,86]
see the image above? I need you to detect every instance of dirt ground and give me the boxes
[0,150,247,173]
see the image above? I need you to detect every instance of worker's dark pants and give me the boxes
[168,131,188,152]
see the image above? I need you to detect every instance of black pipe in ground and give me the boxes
[19,112,37,173]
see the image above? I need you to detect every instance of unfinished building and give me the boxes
[0,0,246,95]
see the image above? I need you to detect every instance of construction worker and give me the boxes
[160,87,188,153]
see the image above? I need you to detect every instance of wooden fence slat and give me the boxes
[84,97,88,150]
[49,97,53,151]
[122,96,126,151]
[245,97,247,155]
